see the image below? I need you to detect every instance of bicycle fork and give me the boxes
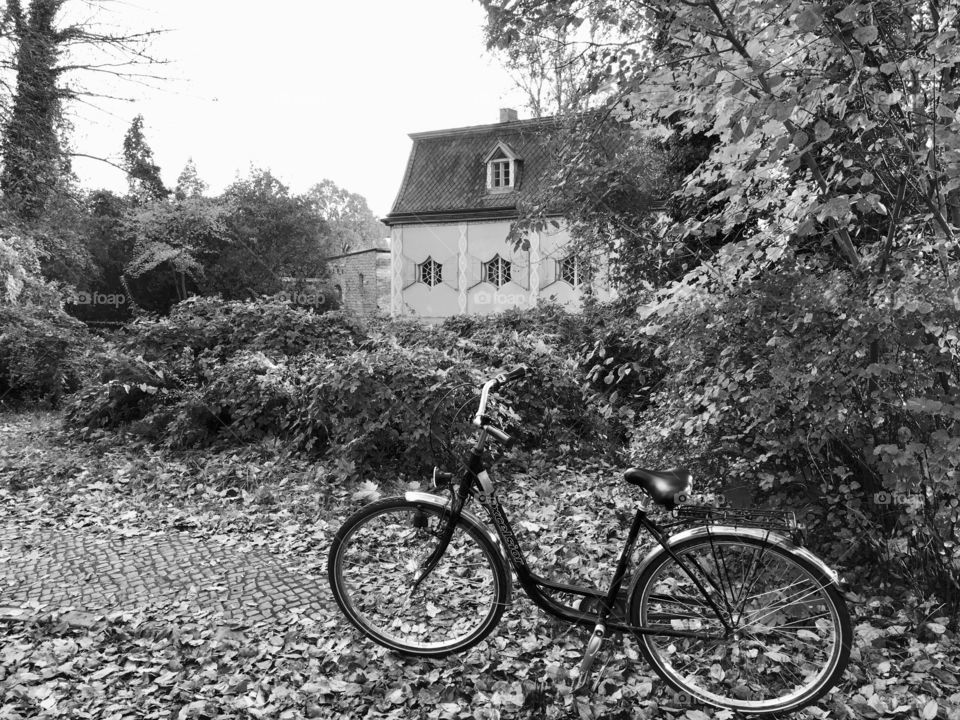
[409,461,482,594]
[409,500,460,594]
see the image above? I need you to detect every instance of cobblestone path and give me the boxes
[0,525,330,625]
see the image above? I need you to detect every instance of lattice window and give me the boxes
[418,257,442,287]
[484,254,512,288]
[559,255,588,287]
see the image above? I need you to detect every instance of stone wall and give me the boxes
[326,249,391,316]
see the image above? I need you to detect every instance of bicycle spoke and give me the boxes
[708,533,738,616]
[733,543,767,609]
[637,537,848,714]
[740,585,829,629]
[742,554,795,611]
[331,502,506,653]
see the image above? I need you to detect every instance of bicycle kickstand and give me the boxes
[573,622,606,692]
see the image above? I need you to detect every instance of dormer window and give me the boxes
[491,156,511,188]
[484,142,519,193]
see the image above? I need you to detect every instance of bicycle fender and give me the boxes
[404,491,509,566]
[634,525,841,587]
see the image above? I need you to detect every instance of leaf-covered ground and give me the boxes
[1,411,958,719]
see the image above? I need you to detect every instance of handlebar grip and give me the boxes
[485,424,514,448]
[502,365,527,383]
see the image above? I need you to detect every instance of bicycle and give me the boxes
[327,367,852,715]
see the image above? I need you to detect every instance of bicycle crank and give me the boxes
[573,623,606,691]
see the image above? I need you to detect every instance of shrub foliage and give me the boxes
[66,298,618,481]
[48,284,960,613]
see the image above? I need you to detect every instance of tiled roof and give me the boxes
[385,116,561,225]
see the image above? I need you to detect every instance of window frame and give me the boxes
[417,257,443,287]
[484,142,519,193]
[558,254,589,287]
[489,158,512,189]
[483,254,512,288]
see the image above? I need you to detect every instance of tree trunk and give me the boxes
[1,0,66,220]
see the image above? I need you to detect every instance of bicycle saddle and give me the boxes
[624,467,692,509]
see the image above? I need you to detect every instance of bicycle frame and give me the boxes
[332,368,852,714]
[429,426,733,642]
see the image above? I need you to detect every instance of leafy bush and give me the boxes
[0,304,94,406]
[69,298,628,481]
[163,351,296,448]
[631,245,960,611]
[383,311,618,456]
[1,229,99,407]
[287,343,475,478]
[125,297,363,365]
[66,297,363,435]
[66,352,178,430]
[579,311,665,439]
[1,231,61,306]
[440,300,595,353]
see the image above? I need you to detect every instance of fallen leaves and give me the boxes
[2,412,960,719]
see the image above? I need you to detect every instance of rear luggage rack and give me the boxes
[671,505,804,544]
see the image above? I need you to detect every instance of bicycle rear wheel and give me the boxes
[328,497,511,656]
[630,533,851,715]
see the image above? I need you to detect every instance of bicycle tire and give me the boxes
[328,497,511,656]
[629,532,851,715]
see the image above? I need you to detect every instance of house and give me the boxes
[382,109,615,321]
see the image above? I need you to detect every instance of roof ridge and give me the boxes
[408,115,560,139]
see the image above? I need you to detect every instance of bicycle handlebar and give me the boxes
[472,365,527,441]
[501,365,527,383]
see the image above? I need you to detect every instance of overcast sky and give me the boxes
[66,0,529,218]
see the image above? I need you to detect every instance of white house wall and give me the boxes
[391,220,613,321]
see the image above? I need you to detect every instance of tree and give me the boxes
[303,179,385,255]
[124,196,226,308]
[486,16,628,117]
[0,1,163,219]
[123,114,167,202]
[500,113,705,293]
[174,158,207,200]
[484,0,960,270]
[1,0,66,219]
[483,0,960,608]
[76,189,134,318]
[208,169,333,297]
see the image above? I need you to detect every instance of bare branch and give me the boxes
[68,151,125,172]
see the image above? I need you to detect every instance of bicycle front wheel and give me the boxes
[630,533,851,715]
[328,497,511,656]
